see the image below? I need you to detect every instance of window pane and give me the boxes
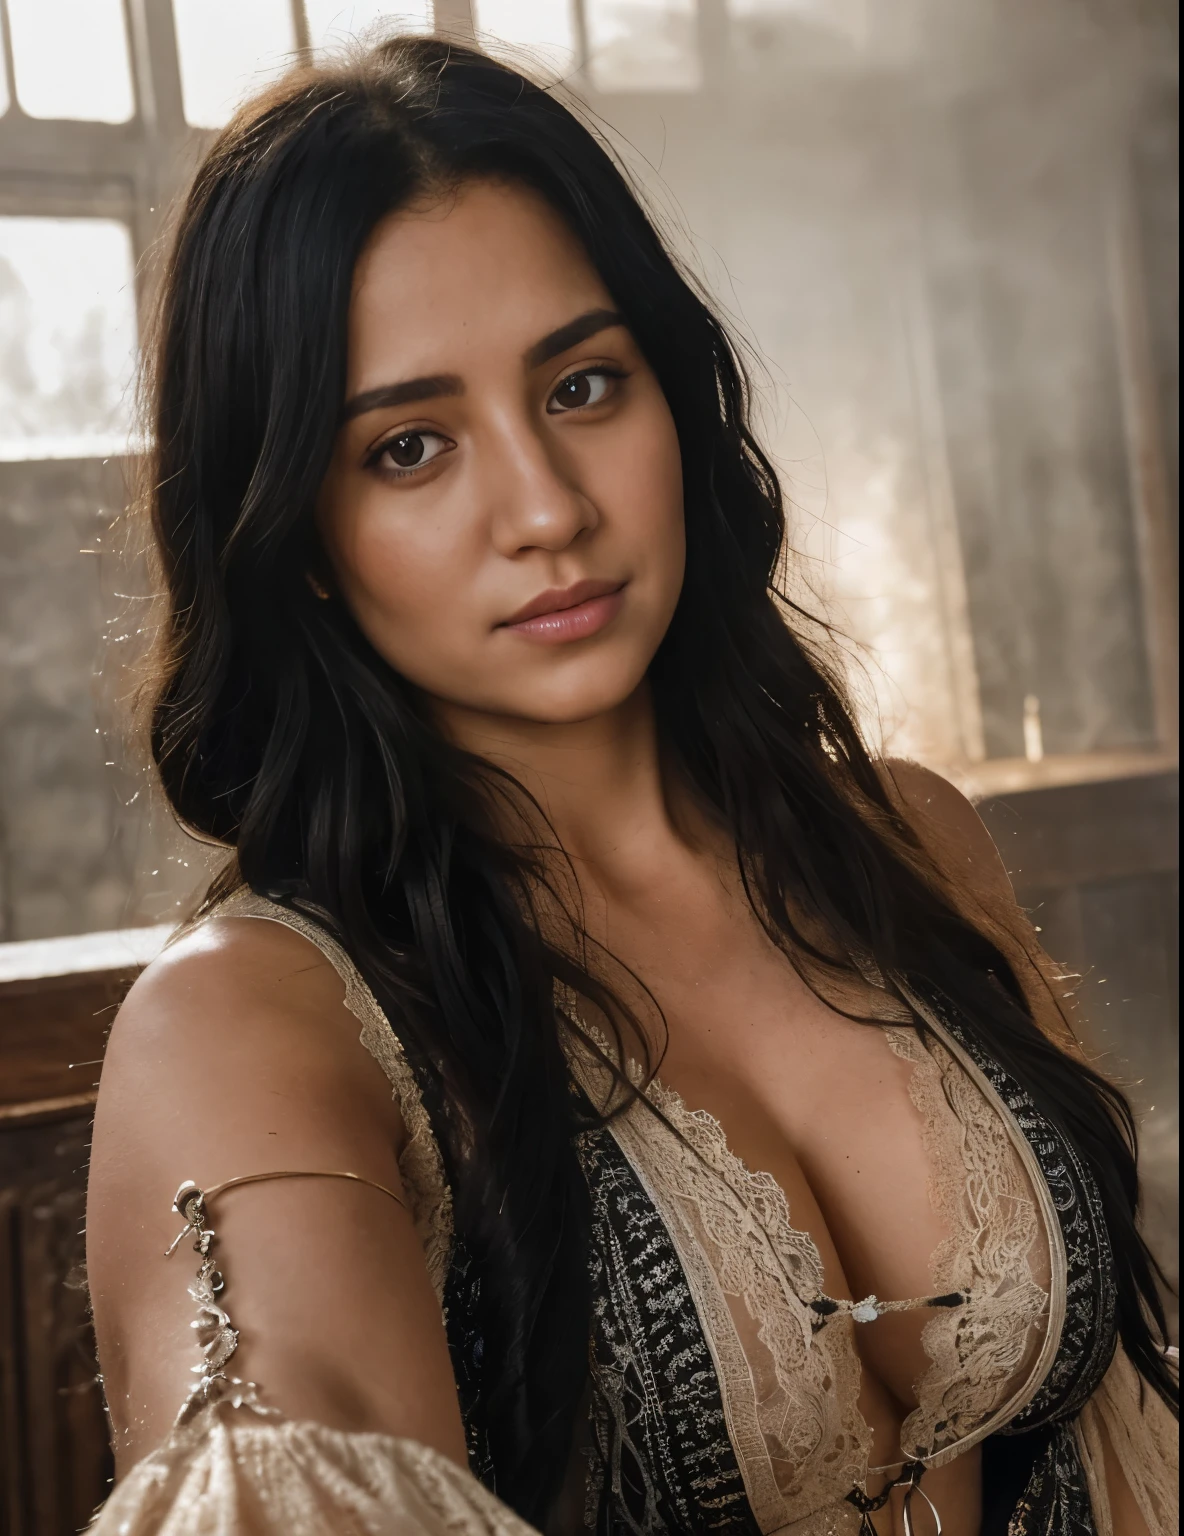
[926,137,1156,757]
[7,0,134,123]
[304,1,433,52]
[472,0,577,75]
[172,0,297,129]
[726,0,864,28]
[586,0,700,92]
[0,219,138,461]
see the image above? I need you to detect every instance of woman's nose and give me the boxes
[485,421,598,557]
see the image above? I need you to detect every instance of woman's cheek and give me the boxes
[352,489,458,605]
[585,417,678,548]
[350,514,489,680]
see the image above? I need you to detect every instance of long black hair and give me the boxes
[142,35,1175,1522]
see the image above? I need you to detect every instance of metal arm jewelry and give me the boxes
[165,1169,405,1426]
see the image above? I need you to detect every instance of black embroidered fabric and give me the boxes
[996,1423,1099,1536]
[443,1236,497,1489]
[578,1127,760,1536]
[444,1013,1120,1534]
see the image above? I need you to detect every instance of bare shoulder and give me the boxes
[98,910,407,1176]
[880,758,1016,909]
[87,910,465,1472]
[111,907,363,1053]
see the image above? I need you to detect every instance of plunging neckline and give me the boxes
[575,1008,946,1311]
[211,893,1070,1530]
[563,1001,1057,1504]
[614,1036,932,1480]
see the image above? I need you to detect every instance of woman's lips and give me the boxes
[500,580,626,644]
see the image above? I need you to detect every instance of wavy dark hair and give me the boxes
[141,34,1175,1522]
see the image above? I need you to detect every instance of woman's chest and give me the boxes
[563,945,1058,1527]
[611,917,1016,1348]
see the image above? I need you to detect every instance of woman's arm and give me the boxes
[882,758,1084,1055]
[88,912,467,1477]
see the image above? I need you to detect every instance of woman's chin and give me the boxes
[431,673,649,732]
[503,683,642,727]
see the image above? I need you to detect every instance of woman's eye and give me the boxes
[548,369,619,413]
[371,430,451,475]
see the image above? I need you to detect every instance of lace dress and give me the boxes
[89,890,1178,1536]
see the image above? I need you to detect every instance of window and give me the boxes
[304,1,434,52]
[472,0,578,74]
[6,0,135,123]
[584,0,700,90]
[172,0,298,129]
[0,218,139,461]
[725,0,867,38]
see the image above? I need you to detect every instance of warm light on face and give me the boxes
[317,180,686,732]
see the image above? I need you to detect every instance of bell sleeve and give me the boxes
[87,1401,538,1536]
[87,1172,539,1536]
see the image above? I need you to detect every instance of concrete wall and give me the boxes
[0,458,206,941]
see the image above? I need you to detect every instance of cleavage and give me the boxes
[649,995,962,1434]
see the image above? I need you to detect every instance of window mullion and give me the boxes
[0,0,20,115]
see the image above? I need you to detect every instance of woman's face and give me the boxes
[317,179,685,731]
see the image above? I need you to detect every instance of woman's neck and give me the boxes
[432,683,708,889]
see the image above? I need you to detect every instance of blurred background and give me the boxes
[0,0,1177,1528]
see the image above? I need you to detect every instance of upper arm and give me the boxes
[882,758,1085,1050]
[87,915,466,1476]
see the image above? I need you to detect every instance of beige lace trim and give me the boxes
[566,1005,1063,1526]
[211,889,454,1297]
[884,1027,1050,1461]
[568,1028,870,1529]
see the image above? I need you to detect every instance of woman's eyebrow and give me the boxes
[524,308,626,369]
[341,373,464,422]
[340,309,625,422]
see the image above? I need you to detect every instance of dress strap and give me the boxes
[191,887,455,1298]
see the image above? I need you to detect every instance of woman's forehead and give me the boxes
[346,181,612,382]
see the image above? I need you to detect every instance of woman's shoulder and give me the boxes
[108,898,394,1109]
[95,898,414,1231]
[103,889,453,1271]
[87,900,465,1476]
[880,757,1015,909]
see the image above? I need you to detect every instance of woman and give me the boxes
[86,36,1176,1536]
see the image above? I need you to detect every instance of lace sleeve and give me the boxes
[87,1173,538,1536]
[87,1408,538,1535]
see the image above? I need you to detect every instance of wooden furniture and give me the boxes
[0,928,168,1536]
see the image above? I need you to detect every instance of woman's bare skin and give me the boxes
[89,176,1147,1534]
